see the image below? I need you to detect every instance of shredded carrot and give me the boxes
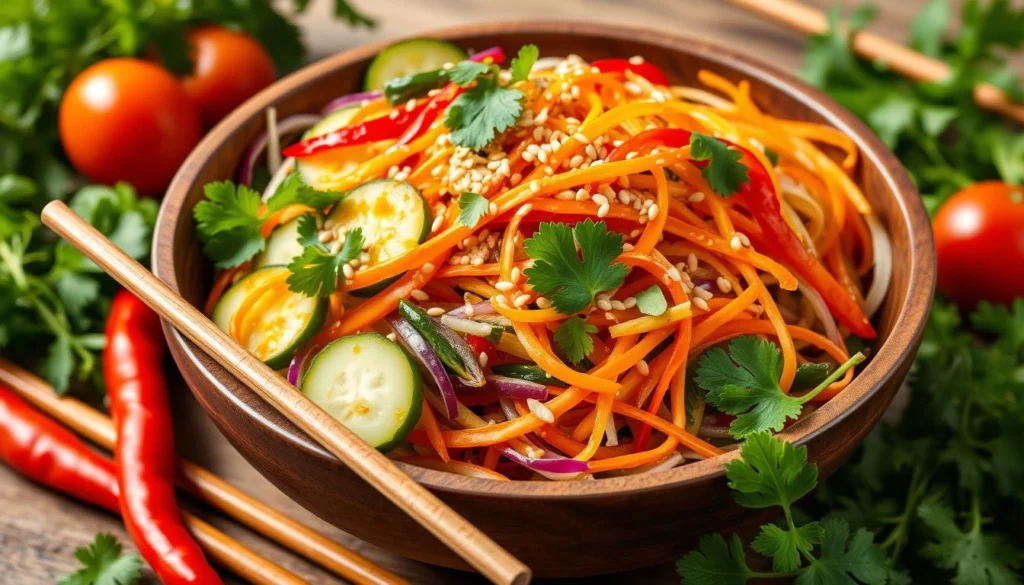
[419,400,450,463]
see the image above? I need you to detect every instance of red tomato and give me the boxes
[932,181,1024,308]
[180,27,276,127]
[59,58,201,195]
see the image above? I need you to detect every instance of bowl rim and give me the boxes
[156,20,934,500]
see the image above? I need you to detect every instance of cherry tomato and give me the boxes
[59,58,201,195]
[180,27,276,127]
[932,181,1024,309]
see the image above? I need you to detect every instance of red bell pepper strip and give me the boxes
[608,128,876,338]
[591,58,670,86]
[283,49,505,158]
[0,384,121,513]
[104,291,222,585]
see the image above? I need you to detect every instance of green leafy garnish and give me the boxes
[457,192,490,227]
[764,148,780,167]
[689,133,750,196]
[696,336,865,438]
[523,219,629,314]
[554,316,597,364]
[792,362,832,392]
[286,217,364,297]
[58,533,142,585]
[917,499,1023,585]
[678,433,887,585]
[509,44,540,84]
[635,284,668,316]
[443,44,538,150]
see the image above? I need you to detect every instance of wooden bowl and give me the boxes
[155,22,934,578]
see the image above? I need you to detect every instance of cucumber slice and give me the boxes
[324,179,431,296]
[212,266,327,369]
[364,38,467,91]
[295,107,371,192]
[490,364,569,388]
[254,213,317,269]
[397,300,484,386]
[301,333,423,451]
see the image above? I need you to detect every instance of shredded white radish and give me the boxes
[863,214,893,319]
[261,157,295,201]
[798,278,842,347]
[266,107,281,176]
[604,417,619,447]
[440,314,493,338]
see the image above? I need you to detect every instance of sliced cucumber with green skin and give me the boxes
[490,364,569,388]
[300,333,422,451]
[296,106,367,192]
[398,300,484,386]
[364,38,467,91]
[324,179,431,297]
[253,213,318,269]
[212,267,327,369]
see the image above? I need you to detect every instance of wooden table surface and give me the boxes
[2,0,936,583]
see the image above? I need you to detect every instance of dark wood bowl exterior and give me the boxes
[154,22,934,577]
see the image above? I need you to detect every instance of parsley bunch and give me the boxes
[59,533,142,585]
[678,432,888,585]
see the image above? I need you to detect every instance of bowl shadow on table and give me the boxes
[155,22,934,579]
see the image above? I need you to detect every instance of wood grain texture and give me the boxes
[1,2,941,583]
[152,20,934,578]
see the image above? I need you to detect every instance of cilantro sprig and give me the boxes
[554,316,597,364]
[689,133,750,197]
[59,533,142,585]
[678,433,888,585]
[523,219,629,315]
[285,216,364,297]
[443,44,539,150]
[457,192,490,228]
[696,336,865,439]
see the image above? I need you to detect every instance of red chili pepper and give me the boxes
[0,385,121,513]
[104,291,222,585]
[591,58,671,86]
[465,334,519,367]
[609,128,876,338]
[396,83,463,146]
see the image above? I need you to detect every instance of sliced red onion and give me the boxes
[286,344,315,386]
[239,114,321,186]
[500,446,589,475]
[454,375,548,401]
[445,300,497,318]
[386,313,458,419]
[470,46,505,64]
[322,90,384,115]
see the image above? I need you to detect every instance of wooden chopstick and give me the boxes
[183,513,307,585]
[0,359,407,585]
[726,0,1024,125]
[40,201,532,585]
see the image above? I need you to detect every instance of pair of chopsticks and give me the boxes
[0,358,407,585]
[727,0,1024,125]
[40,202,532,585]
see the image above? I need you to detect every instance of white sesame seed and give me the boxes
[533,126,545,141]
[489,202,498,215]
[692,297,709,311]
[386,332,397,342]
[427,307,446,317]
[573,132,590,144]
[597,299,613,311]
[623,296,637,309]
[628,55,645,65]
[592,193,609,207]
[625,81,643,96]
[342,264,354,279]
[318,231,334,243]
[655,158,665,166]
[431,215,444,233]
[570,154,585,168]
[465,302,475,317]
[611,300,626,311]
[667,267,682,282]
[647,204,659,220]
[478,352,489,368]
[522,150,535,162]
[687,254,698,273]
[527,398,555,423]
[535,296,552,309]
[529,180,540,193]
[717,277,733,293]
[537,149,548,164]
[411,289,430,301]
[586,144,598,159]
[730,235,742,251]
[513,293,532,308]
[747,304,764,316]
[575,188,589,201]
[622,243,634,252]
[636,359,650,375]
[597,203,610,218]
[737,232,751,247]
[694,286,713,300]
[472,257,484,266]
[495,281,515,292]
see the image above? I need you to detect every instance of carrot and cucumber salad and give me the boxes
[192,40,888,480]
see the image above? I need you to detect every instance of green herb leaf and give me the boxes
[193,181,267,268]
[909,0,951,57]
[554,316,597,364]
[689,133,749,196]
[797,517,888,585]
[445,77,523,150]
[58,533,142,585]
[447,61,491,87]
[509,44,539,84]
[635,284,668,316]
[458,192,490,227]
[792,362,832,392]
[918,500,1024,585]
[764,148,780,167]
[752,521,824,572]
[523,219,629,314]
[725,431,819,510]
[677,533,755,585]
[286,227,364,297]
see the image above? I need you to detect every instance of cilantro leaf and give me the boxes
[797,517,888,585]
[677,533,755,585]
[909,0,951,58]
[458,192,490,227]
[689,133,749,196]
[523,219,629,314]
[635,284,667,316]
[271,172,345,212]
[58,533,142,585]
[295,214,325,250]
[918,500,1023,585]
[193,181,267,268]
[554,316,597,364]
[753,521,824,572]
[42,335,75,395]
[510,44,539,84]
[286,227,364,297]
[792,362,832,392]
[445,77,523,150]
[725,431,818,510]
[448,61,491,86]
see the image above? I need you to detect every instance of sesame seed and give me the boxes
[622,243,634,252]
[342,264,354,279]
[431,215,444,233]
[692,297,709,311]
[570,154,584,168]
[472,257,484,266]
[535,296,552,309]
[623,296,637,309]
[533,126,545,141]
[522,150,535,162]
[647,204,659,220]
[636,359,650,375]
[527,398,555,423]
[597,298,612,311]
[625,81,643,95]
[575,188,590,201]
[386,332,397,342]
[573,132,590,144]
[411,289,430,301]
[597,203,610,218]
[625,151,638,160]
[611,300,626,311]
[318,231,334,243]
[747,304,764,317]
[537,149,548,164]
[655,158,666,166]
[495,281,515,292]
[737,232,751,247]
[388,109,399,120]
[586,144,598,159]
[717,277,733,293]
[489,202,498,214]
[694,286,713,300]
[513,293,532,308]
[730,235,742,251]
[667,267,682,282]
[478,352,489,368]
[628,55,646,65]
[687,254,698,273]
[427,307,446,317]
[592,193,609,206]
[465,302,475,317]
[529,180,540,193]
[604,311,616,321]
[630,229,642,239]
